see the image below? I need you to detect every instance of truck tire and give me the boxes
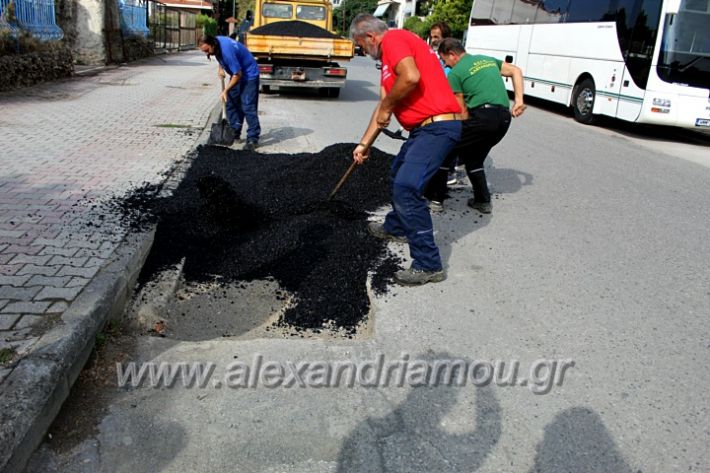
[572,78,596,125]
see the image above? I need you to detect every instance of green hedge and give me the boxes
[197,14,217,36]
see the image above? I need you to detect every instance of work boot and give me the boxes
[244,141,258,151]
[395,266,446,286]
[367,222,407,243]
[467,198,492,214]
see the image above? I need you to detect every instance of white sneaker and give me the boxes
[427,200,444,213]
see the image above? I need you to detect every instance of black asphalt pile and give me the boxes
[124,143,401,333]
[249,20,338,39]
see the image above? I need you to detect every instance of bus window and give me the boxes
[534,0,569,23]
[471,0,495,25]
[657,0,709,89]
[296,5,326,20]
[566,0,613,22]
[262,3,293,18]
[511,0,541,24]
[613,0,663,88]
[491,0,515,24]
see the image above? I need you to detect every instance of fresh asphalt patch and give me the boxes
[113,143,402,337]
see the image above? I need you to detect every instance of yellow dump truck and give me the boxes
[244,0,354,97]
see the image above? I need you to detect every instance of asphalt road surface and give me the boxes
[25,57,710,473]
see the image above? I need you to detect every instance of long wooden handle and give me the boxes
[328,129,381,200]
[328,161,358,200]
[220,76,227,120]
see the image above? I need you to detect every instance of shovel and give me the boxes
[208,77,236,146]
[328,129,381,200]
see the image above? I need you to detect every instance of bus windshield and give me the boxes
[657,0,710,89]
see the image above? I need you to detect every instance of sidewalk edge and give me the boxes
[0,229,155,473]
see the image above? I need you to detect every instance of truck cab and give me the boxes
[245,0,354,97]
[257,0,332,29]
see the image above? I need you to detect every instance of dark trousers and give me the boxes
[226,77,261,142]
[383,120,461,271]
[426,106,511,203]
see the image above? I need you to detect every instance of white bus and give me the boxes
[465,0,710,128]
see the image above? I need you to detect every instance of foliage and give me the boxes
[2,1,17,23]
[237,0,255,21]
[415,0,435,17]
[0,347,14,364]
[216,0,254,34]
[333,0,378,36]
[0,29,61,56]
[197,14,218,35]
[428,0,472,39]
[402,16,429,39]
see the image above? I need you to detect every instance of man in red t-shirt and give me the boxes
[349,13,462,286]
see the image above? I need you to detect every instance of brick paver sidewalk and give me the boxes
[0,51,218,381]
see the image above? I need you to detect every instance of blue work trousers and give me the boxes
[226,77,261,142]
[383,120,461,271]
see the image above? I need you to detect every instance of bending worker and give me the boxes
[198,34,261,151]
[350,14,461,286]
[436,37,526,213]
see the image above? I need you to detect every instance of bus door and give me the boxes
[614,0,664,121]
[514,25,533,76]
[616,65,644,121]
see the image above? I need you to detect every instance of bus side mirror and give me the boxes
[666,0,681,14]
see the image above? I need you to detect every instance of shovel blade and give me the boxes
[209,119,235,146]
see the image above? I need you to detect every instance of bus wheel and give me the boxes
[573,79,596,124]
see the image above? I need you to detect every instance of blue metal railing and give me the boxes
[0,0,63,40]
[119,0,149,37]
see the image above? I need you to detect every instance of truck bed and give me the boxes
[245,34,354,61]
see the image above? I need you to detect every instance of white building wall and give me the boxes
[376,0,417,28]
[74,0,109,64]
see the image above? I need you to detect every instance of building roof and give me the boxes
[161,0,213,10]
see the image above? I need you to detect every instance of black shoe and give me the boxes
[244,141,258,151]
[395,266,446,286]
[367,222,407,243]
[467,198,492,214]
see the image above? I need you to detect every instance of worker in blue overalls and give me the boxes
[199,34,261,150]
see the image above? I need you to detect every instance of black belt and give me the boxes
[470,103,509,112]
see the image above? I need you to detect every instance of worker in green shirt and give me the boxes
[433,38,526,213]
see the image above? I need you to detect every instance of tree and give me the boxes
[333,0,378,36]
[197,14,218,35]
[237,0,256,22]
[216,0,255,34]
[428,0,473,39]
[403,16,428,38]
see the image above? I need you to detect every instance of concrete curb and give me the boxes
[0,101,222,473]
